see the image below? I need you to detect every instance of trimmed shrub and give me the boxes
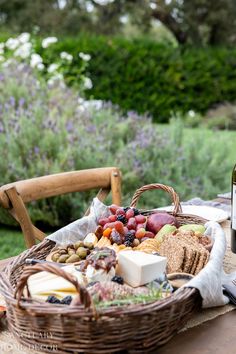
[39,36,236,122]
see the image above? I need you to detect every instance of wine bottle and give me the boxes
[231,164,236,253]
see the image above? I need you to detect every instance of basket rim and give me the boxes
[1,208,206,316]
[140,208,208,224]
[0,277,199,317]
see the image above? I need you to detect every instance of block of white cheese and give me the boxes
[117,250,167,287]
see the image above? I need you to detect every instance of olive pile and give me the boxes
[51,241,94,263]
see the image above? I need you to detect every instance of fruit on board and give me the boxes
[135,215,146,224]
[178,224,205,233]
[114,221,125,235]
[103,227,112,238]
[110,229,122,245]
[135,228,146,239]
[144,231,155,239]
[109,204,120,214]
[136,223,146,230]
[155,225,177,243]
[127,217,137,230]
[116,214,127,224]
[116,208,126,216]
[98,218,109,226]
[124,231,135,246]
[146,213,178,234]
[126,209,134,219]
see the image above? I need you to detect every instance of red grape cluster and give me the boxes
[98,204,155,247]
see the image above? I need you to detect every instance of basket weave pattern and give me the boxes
[0,184,205,353]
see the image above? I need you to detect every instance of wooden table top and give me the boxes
[0,197,235,354]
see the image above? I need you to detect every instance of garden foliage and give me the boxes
[0,62,234,228]
[40,36,236,122]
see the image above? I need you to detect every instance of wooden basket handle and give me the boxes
[130,183,182,215]
[14,263,91,309]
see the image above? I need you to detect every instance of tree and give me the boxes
[92,0,236,46]
[1,0,236,46]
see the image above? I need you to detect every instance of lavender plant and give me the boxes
[0,62,234,228]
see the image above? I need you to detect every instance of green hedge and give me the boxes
[40,36,236,122]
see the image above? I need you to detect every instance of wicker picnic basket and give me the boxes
[0,184,206,353]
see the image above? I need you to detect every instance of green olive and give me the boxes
[76,247,88,259]
[66,254,81,263]
[68,249,76,256]
[74,241,84,250]
[57,254,70,263]
[51,252,60,262]
[58,249,67,255]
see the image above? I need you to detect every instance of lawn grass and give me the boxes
[0,227,26,260]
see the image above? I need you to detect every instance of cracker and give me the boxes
[176,238,196,273]
[159,236,185,273]
[190,249,201,275]
[175,233,206,274]
[183,247,197,274]
[195,250,208,275]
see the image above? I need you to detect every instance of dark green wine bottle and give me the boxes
[231,164,236,253]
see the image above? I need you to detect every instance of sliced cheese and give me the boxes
[117,250,167,287]
[28,265,85,301]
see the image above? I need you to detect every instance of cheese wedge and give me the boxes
[117,250,167,287]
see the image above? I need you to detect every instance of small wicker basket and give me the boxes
[0,184,206,353]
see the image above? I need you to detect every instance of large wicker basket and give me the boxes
[0,184,206,353]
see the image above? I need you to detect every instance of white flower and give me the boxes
[5,38,20,50]
[83,99,103,110]
[47,63,59,73]
[14,42,32,59]
[2,59,13,67]
[188,110,196,117]
[17,63,25,71]
[17,33,30,44]
[47,73,64,86]
[83,77,93,89]
[79,52,91,61]
[0,55,4,62]
[42,37,58,48]
[78,97,85,105]
[37,63,45,71]
[60,51,73,61]
[0,47,4,55]
[30,53,43,68]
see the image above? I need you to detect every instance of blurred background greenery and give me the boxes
[0,0,235,258]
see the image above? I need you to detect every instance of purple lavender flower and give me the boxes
[19,98,25,107]
[9,96,15,107]
[34,146,40,155]
[66,121,73,132]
